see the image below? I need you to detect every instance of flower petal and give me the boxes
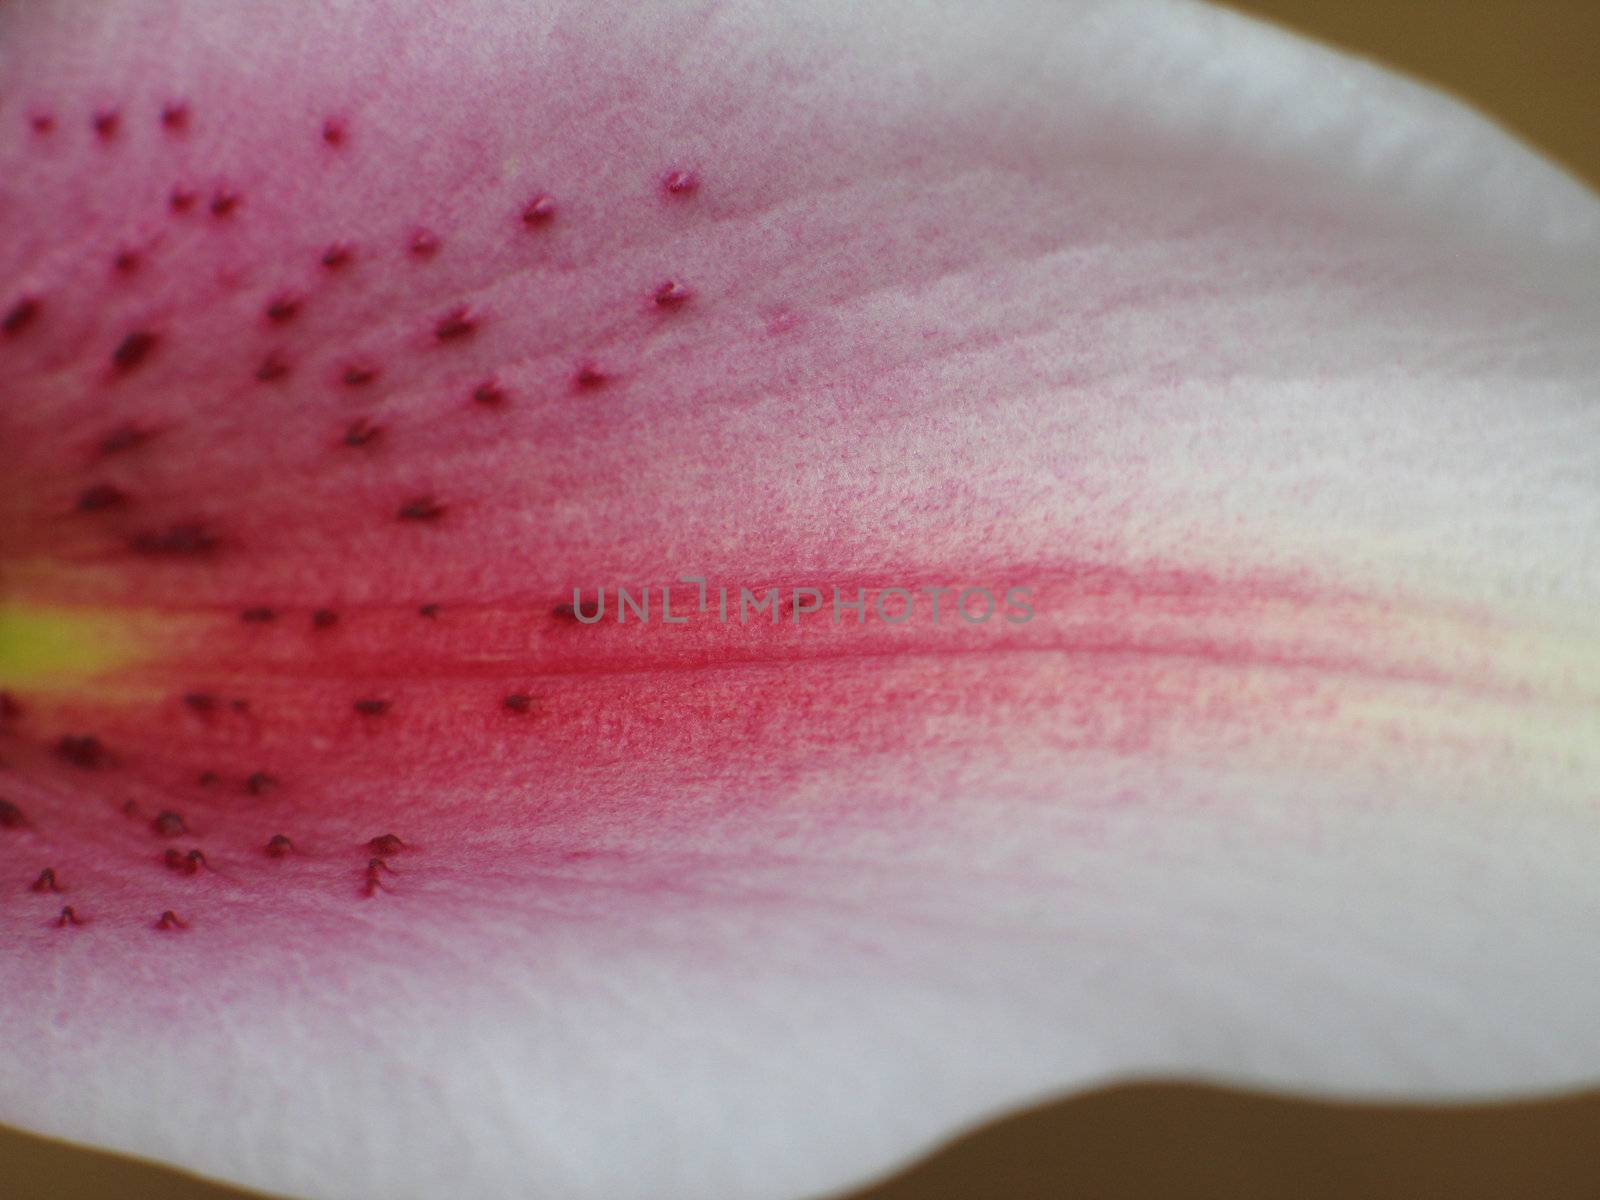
[1,3,1598,1200]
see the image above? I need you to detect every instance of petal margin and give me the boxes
[1,3,1599,1200]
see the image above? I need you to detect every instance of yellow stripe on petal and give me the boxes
[0,601,149,691]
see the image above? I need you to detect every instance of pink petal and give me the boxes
[2,2,1598,1199]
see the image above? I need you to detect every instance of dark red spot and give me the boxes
[31,868,62,894]
[245,771,277,796]
[230,698,250,713]
[131,523,217,557]
[99,424,154,455]
[322,117,347,146]
[241,607,276,624]
[409,228,440,258]
[653,280,692,307]
[0,692,21,721]
[0,799,26,829]
[151,810,188,837]
[503,693,534,714]
[662,169,699,196]
[265,294,302,323]
[573,363,607,390]
[353,698,391,717]
[433,306,476,342]
[367,834,405,856]
[550,602,582,623]
[419,604,440,619]
[29,112,55,135]
[341,362,378,387]
[169,186,198,214]
[210,188,241,217]
[521,193,556,226]
[321,242,354,270]
[57,906,85,928]
[160,102,190,132]
[266,834,294,858]
[398,497,445,522]
[76,484,128,513]
[197,770,218,786]
[92,108,120,140]
[472,379,506,407]
[55,735,106,769]
[3,296,40,335]
[312,609,340,629]
[156,910,188,931]
[164,848,207,875]
[113,249,142,275]
[112,330,158,372]
[255,353,290,383]
[342,418,381,447]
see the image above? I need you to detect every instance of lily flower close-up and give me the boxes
[1,1,1598,1197]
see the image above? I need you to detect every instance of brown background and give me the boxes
[5,1,1598,1196]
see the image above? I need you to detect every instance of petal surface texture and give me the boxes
[1,2,1599,1199]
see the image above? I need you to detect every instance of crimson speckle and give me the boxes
[156,910,188,931]
[112,330,158,372]
[55,735,106,769]
[662,169,698,196]
[210,188,241,217]
[245,771,277,796]
[160,102,189,132]
[3,296,40,335]
[255,353,290,383]
[419,604,440,618]
[130,523,218,557]
[653,280,692,307]
[266,834,294,858]
[398,497,446,522]
[342,362,378,387]
[434,306,477,341]
[472,379,506,407]
[151,810,188,837]
[521,193,556,226]
[409,228,440,258]
[0,799,26,829]
[92,109,120,139]
[503,693,534,714]
[31,869,62,894]
[57,906,85,928]
[169,187,198,214]
[354,698,391,717]
[197,770,218,786]
[343,418,381,448]
[113,249,142,275]
[573,363,607,390]
[321,242,354,269]
[76,484,128,512]
[265,294,302,323]
[241,607,276,623]
[322,117,347,146]
[312,609,340,629]
[0,692,21,721]
[100,424,154,455]
[182,692,216,713]
[29,113,56,135]
[368,834,405,856]
[163,848,207,875]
